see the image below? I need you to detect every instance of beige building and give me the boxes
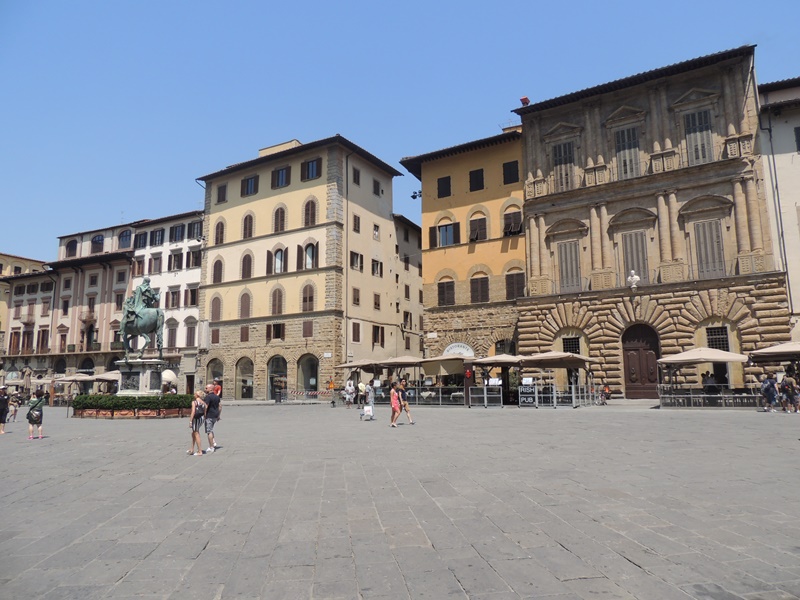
[759,77,800,340]
[196,135,422,401]
[401,129,525,362]
[513,45,789,398]
[0,253,46,354]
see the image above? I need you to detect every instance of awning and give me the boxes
[749,341,800,364]
[657,347,749,366]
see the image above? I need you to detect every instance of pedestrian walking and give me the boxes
[780,367,798,413]
[8,394,18,422]
[26,389,45,440]
[203,384,221,452]
[399,378,414,425]
[344,379,355,409]
[0,386,9,434]
[188,391,206,455]
[357,380,366,407]
[390,381,401,427]
[760,372,778,412]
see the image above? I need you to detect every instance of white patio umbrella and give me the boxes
[657,347,748,365]
[420,354,467,376]
[519,351,598,369]
[472,354,523,366]
[749,341,800,364]
[94,371,121,382]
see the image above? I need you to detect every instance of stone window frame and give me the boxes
[211,258,224,284]
[270,286,285,316]
[240,252,254,280]
[608,208,658,286]
[678,195,733,280]
[543,122,583,194]
[468,206,490,242]
[670,88,721,169]
[242,213,255,240]
[273,205,287,233]
[239,290,252,320]
[545,218,589,294]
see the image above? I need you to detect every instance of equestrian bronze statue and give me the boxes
[121,278,164,360]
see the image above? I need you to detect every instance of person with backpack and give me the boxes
[760,373,778,412]
[188,391,206,455]
[780,367,798,413]
[26,389,46,440]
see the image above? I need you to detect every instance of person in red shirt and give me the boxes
[213,378,222,397]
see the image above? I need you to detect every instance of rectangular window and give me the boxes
[353,214,361,233]
[404,228,409,242]
[404,284,410,300]
[373,293,381,310]
[562,336,581,354]
[469,218,487,242]
[149,256,162,275]
[301,158,322,181]
[437,280,455,306]
[302,321,313,338]
[240,326,249,342]
[405,336,411,351]
[134,258,145,276]
[403,311,412,329]
[271,167,291,189]
[437,176,451,198]
[217,184,228,203]
[187,221,202,239]
[89,275,98,287]
[615,127,640,180]
[63,278,72,290]
[505,272,526,300]
[352,287,360,306]
[168,224,185,243]
[185,324,196,347]
[503,160,519,185]
[352,321,361,343]
[168,290,180,309]
[706,326,730,351]
[553,141,575,192]
[211,328,220,344]
[350,252,363,272]
[116,271,126,283]
[434,222,460,247]
[372,178,381,196]
[371,260,383,277]
[470,276,489,303]
[62,299,69,314]
[372,325,385,347]
[403,255,409,271]
[419,289,423,303]
[241,175,259,196]
[115,293,124,311]
[795,127,800,152]
[622,231,649,284]
[685,109,714,166]
[167,327,178,348]
[558,240,581,293]
[168,253,183,271]
[469,169,484,192]
[503,212,523,237]
[187,249,201,268]
[694,220,726,279]
[373,224,380,240]
[353,167,360,185]
[42,298,51,316]
[134,232,147,249]
[41,281,53,292]
[150,229,164,246]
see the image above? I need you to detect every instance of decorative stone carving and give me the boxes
[660,262,685,283]
[591,270,615,290]
[726,138,740,158]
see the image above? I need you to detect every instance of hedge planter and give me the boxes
[136,409,160,419]
[71,395,193,419]
[114,410,135,419]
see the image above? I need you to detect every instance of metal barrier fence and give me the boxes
[468,386,503,408]
[518,384,596,408]
[280,389,333,403]
[658,385,761,408]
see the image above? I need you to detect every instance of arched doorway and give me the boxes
[206,359,223,393]
[622,324,660,399]
[53,359,67,374]
[268,356,287,402]
[297,354,319,393]
[235,357,254,399]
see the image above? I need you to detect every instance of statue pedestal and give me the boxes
[116,359,166,396]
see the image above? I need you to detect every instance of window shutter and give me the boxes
[380,327,385,347]
[622,231,649,283]
[314,242,319,268]
[695,220,725,279]
[558,241,581,293]
[453,223,461,245]
[240,179,247,196]
[266,325,272,342]
[429,226,438,249]
[266,250,273,275]
[296,245,303,271]
[470,278,479,303]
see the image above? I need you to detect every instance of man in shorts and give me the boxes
[203,383,221,452]
[760,372,778,412]
[781,367,798,413]
[399,379,414,425]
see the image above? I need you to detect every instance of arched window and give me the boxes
[304,200,316,227]
[274,207,286,233]
[304,243,317,269]
[65,240,78,258]
[214,221,225,245]
[211,297,222,322]
[212,259,223,284]
[239,293,251,319]
[271,289,283,315]
[118,229,132,249]
[301,285,314,312]
[242,215,254,239]
[275,248,285,273]
[241,254,252,280]
[503,208,523,237]
[91,235,104,254]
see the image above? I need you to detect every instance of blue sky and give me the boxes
[2,0,798,261]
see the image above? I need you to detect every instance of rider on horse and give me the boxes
[121,278,164,359]
[122,278,158,330]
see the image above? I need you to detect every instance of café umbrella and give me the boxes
[657,347,749,366]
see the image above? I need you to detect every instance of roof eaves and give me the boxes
[759,77,800,93]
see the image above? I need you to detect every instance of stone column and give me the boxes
[745,177,763,252]
[590,206,601,270]
[656,193,671,262]
[529,216,540,277]
[731,178,750,254]
[722,68,738,137]
[648,88,662,153]
[537,215,548,278]
[599,203,611,269]
[594,105,605,165]
[584,111,595,168]
[668,191,683,261]
[659,86,672,150]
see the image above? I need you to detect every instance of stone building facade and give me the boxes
[513,45,790,398]
[196,135,419,401]
[401,129,525,361]
[0,253,46,362]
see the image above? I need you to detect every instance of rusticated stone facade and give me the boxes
[517,272,790,392]
[424,302,520,358]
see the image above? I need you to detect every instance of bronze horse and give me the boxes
[121,307,165,360]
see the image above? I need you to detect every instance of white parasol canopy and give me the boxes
[519,351,598,369]
[472,354,524,366]
[657,347,748,366]
[749,341,800,364]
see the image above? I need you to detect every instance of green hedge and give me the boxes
[72,395,193,410]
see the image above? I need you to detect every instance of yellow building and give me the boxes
[401,128,525,361]
[197,135,421,400]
